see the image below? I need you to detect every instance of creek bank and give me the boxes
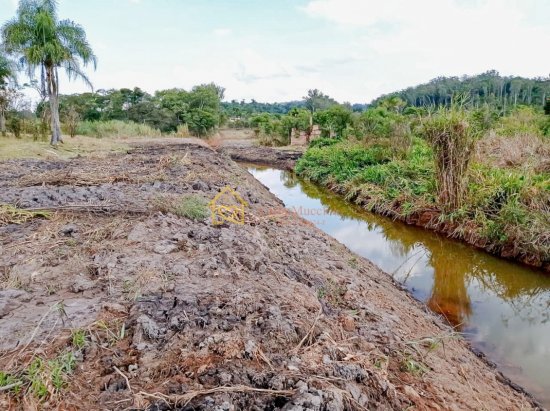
[325,182,550,273]
[220,145,303,170]
[0,140,540,410]
[224,145,549,273]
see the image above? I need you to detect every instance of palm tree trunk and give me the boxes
[0,109,5,137]
[46,66,62,146]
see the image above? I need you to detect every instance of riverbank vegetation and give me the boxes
[295,102,550,269]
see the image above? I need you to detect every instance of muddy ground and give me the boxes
[219,146,303,171]
[0,140,540,410]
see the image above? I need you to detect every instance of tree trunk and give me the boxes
[46,66,62,146]
[0,109,5,137]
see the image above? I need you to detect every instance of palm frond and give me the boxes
[58,19,97,69]
[61,57,93,90]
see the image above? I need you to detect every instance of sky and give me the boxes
[1,0,550,103]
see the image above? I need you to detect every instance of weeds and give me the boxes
[153,194,209,221]
[400,356,429,376]
[317,279,347,307]
[0,204,50,226]
[296,132,550,263]
[1,352,78,400]
[71,329,87,349]
[421,106,483,210]
[77,119,161,138]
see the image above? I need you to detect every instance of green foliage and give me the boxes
[53,83,223,136]
[296,119,549,260]
[303,89,338,114]
[6,112,22,138]
[372,71,550,113]
[71,329,87,349]
[296,141,392,183]
[309,137,341,149]
[2,0,97,144]
[174,195,209,220]
[495,106,545,137]
[314,105,353,138]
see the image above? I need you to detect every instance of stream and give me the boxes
[245,164,550,407]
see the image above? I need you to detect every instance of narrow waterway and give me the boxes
[245,164,550,407]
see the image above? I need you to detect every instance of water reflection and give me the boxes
[246,164,550,406]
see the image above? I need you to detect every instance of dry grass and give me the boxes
[475,132,550,171]
[0,134,130,160]
[0,204,50,226]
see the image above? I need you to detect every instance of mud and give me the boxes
[0,140,540,410]
[220,146,303,171]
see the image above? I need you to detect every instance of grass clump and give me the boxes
[174,195,209,220]
[0,204,50,226]
[154,194,209,220]
[1,352,77,400]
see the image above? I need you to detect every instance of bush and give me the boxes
[495,106,545,137]
[309,137,341,149]
[421,107,483,210]
[296,141,392,183]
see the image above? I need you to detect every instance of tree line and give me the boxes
[50,84,224,136]
[371,71,550,112]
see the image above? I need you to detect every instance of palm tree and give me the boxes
[0,51,18,136]
[2,0,96,146]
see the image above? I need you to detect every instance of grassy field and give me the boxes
[0,135,131,160]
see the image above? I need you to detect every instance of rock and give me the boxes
[70,276,95,293]
[0,289,25,318]
[244,339,256,358]
[137,315,165,340]
[153,240,178,254]
[218,372,232,385]
[170,261,190,276]
[60,223,78,236]
[403,385,421,401]
[192,181,209,191]
[127,223,149,242]
[102,302,128,314]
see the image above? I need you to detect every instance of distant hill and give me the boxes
[371,71,550,111]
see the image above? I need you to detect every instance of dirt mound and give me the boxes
[220,146,303,171]
[0,141,539,410]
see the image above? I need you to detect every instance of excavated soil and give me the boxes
[219,146,303,171]
[0,140,540,410]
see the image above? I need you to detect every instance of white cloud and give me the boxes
[213,28,233,37]
[301,0,550,98]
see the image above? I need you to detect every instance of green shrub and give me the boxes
[296,141,392,183]
[309,137,341,149]
[174,195,209,220]
[495,106,545,137]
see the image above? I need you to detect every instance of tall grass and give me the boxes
[76,120,161,138]
[421,107,483,210]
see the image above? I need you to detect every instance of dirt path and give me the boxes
[0,140,540,410]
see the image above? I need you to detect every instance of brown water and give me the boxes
[246,164,550,407]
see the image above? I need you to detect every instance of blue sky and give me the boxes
[1,0,550,103]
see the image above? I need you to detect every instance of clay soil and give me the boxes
[0,140,540,410]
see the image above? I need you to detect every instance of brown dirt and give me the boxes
[0,140,541,410]
[220,146,303,171]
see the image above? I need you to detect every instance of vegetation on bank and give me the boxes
[296,106,550,266]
